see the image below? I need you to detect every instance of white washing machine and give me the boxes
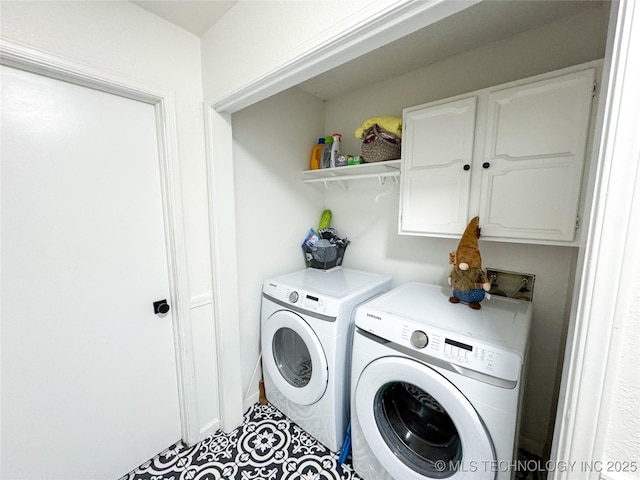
[261,267,391,452]
[351,282,532,480]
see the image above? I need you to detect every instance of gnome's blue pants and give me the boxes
[453,288,485,304]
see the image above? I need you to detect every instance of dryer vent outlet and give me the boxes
[486,268,535,302]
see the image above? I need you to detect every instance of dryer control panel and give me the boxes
[358,311,523,383]
[263,281,337,317]
[293,291,331,314]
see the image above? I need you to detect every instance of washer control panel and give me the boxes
[357,311,522,382]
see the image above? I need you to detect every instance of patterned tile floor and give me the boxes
[121,401,542,480]
[120,402,360,480]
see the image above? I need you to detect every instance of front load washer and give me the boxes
[261,267,391,452]
[351,282,532,480]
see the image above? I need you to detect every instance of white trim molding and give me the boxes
[0,39,201,446]
[203,106,245,433]
[199,418,221,440]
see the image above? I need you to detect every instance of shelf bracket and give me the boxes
[375,178,399,203]
[377,174,400,186]
[322,179,347,191]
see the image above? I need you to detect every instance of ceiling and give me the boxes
[131,0,237,37]
[297,0,603,99]
[130,0,604,100]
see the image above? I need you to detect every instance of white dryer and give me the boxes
[261,267,391,452]
[351,282,532,480]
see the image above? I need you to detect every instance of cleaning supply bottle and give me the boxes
[330,133,342,168]
[310,138,324,170]
[321,136,333,169]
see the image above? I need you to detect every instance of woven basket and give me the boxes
[361,124,402,163]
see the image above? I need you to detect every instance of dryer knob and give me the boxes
[289,291,299,303]
[410,330,429,349]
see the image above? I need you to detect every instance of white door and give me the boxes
[1,65,181,479]
[355,357,495,480]
[400,97,477,236]
[261,310,328,405]
[478,69,595,241]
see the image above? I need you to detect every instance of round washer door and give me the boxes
[355,356,495,480]
[262,310,328,406]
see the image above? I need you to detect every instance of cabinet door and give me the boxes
[399,97,477,236]
[478,69,595,241]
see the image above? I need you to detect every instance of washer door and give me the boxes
[355,356,495,480]
[262,310,328,406]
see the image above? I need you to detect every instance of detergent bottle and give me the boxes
[310,138,324,170]
[321,136,333,169]
[330,133,342,168]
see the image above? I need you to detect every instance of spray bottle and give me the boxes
[330,133,342,168]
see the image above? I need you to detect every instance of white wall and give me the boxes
[0,0,219,446]
[201,0,374,99]
[321,3,609,455]
[231,88,325,407]
[602,265,640,476]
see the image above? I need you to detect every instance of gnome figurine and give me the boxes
[448,216,491,309]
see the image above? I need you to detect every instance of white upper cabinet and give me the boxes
[478,70,596,241]
[399,66,596,244]
[399,97,477,235]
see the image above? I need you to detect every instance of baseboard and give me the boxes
[243,391,260,412]
[199,418,220,439]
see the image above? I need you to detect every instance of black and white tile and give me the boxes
[122,401,541,480]
[120,403,361,480]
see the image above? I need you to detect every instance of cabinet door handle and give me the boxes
[482,162,491,169]
[463,164,471,171]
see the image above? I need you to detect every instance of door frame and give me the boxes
[0,40,200,446]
